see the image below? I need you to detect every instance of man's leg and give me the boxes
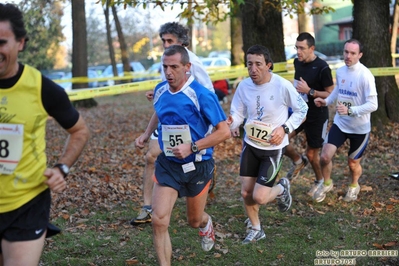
[186,181,215,251]
[1,233,46,266]
[313,143,336,202]
[151,183,178,266]
[131,139,161,225]
[285,131,308,181]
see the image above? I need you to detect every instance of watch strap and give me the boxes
[53,163,69,177]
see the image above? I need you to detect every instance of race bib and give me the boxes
[245,120,273,147]
[162,124,192,157]
[0,124,24,175]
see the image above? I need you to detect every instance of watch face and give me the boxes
[191,144,198,152]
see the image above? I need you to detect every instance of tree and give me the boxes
[352,0,399,125]
[18,0,64,71]
[71,0,97,107]
[240,0,285,63]
[230,1,244,66]
[112,5,131,81]
[103,1,118,79]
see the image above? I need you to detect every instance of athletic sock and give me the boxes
[349,183,359,188]
[252,224,261,231]
[294,157,303,165]
[324,180,332,186]
[199,216,212,232]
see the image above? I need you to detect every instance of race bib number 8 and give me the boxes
[162,124,192,157]
[0,124,24,175]
[245,120,272,147]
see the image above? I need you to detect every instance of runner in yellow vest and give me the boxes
[0,3,90,265]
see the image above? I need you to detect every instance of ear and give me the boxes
[18,38,26,52]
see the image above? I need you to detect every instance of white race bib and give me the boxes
[162,124,192,157]
[245,120,273,147]
[0,124,24,175]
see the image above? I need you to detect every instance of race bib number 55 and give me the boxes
[162,124,192,157]
[0,124,24,175]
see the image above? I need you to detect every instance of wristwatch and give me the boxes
[308,88,315,97]
[348,108,353,116]
[53,163,69,177]
[282,124,290,134]
[191,142,199,153]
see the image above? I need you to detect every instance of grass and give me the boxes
[39,92,399,265]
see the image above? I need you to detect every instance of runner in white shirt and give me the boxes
[313,38,378,203]
[227,45,308,244]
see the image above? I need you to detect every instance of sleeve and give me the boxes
[229,83,247,129]
[285,80,308,132]
[189,54,215,93]
[42,76,80,129]
[351,70,378,116]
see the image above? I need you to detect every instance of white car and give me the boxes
[200,57,231,68]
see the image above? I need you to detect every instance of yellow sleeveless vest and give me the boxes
[0,65,48,212]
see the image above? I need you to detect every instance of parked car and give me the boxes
[208,50,231,59]
[58,70,99,91]
[200,57,231,68]
[145,62,162,80]
[200,57,231,104]
[45,71,65,81]
[99,62,146,86]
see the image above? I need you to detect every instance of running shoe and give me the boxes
[286,155,309,181]
[199,217,215,251]
[130,207,152,226]
[389,172,399,180]
[307,180,324,197]
[242,228,266,244]
[313,181,334,202]
[343,186,360,202]
[244,218,252,233]
[277,177,292,212]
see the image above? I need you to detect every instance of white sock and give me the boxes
[252,224,261,231]
[294,157,303,165]
[199,216,211,232]
[277,184,284,196]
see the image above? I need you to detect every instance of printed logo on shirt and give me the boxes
[0,96,7,106]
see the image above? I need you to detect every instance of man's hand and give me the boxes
[268,126,285,146]
[145,91,154,101]
[314,97,326,107]
[135,134,150,149]
[44,168,66,193]
[172,143,192,159]
[295,77,310,95]
[336,101,349,116]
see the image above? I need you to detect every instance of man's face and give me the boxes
[246,53,271,85]
[161,33,182,49]
[0,21,25,79]
[295,40,315,63]
[343,42,362,67]
[162,53,191,91]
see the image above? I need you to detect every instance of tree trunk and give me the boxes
[391,0,399,66]
[297,0,312,33]
[353,0,399,125]
[71,0,97,108]
[231,1,244,66]
[112,5,130,83]
[104,1,117,79]
[240,0,285,63]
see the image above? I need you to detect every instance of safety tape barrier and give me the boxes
[63,65,399,101]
